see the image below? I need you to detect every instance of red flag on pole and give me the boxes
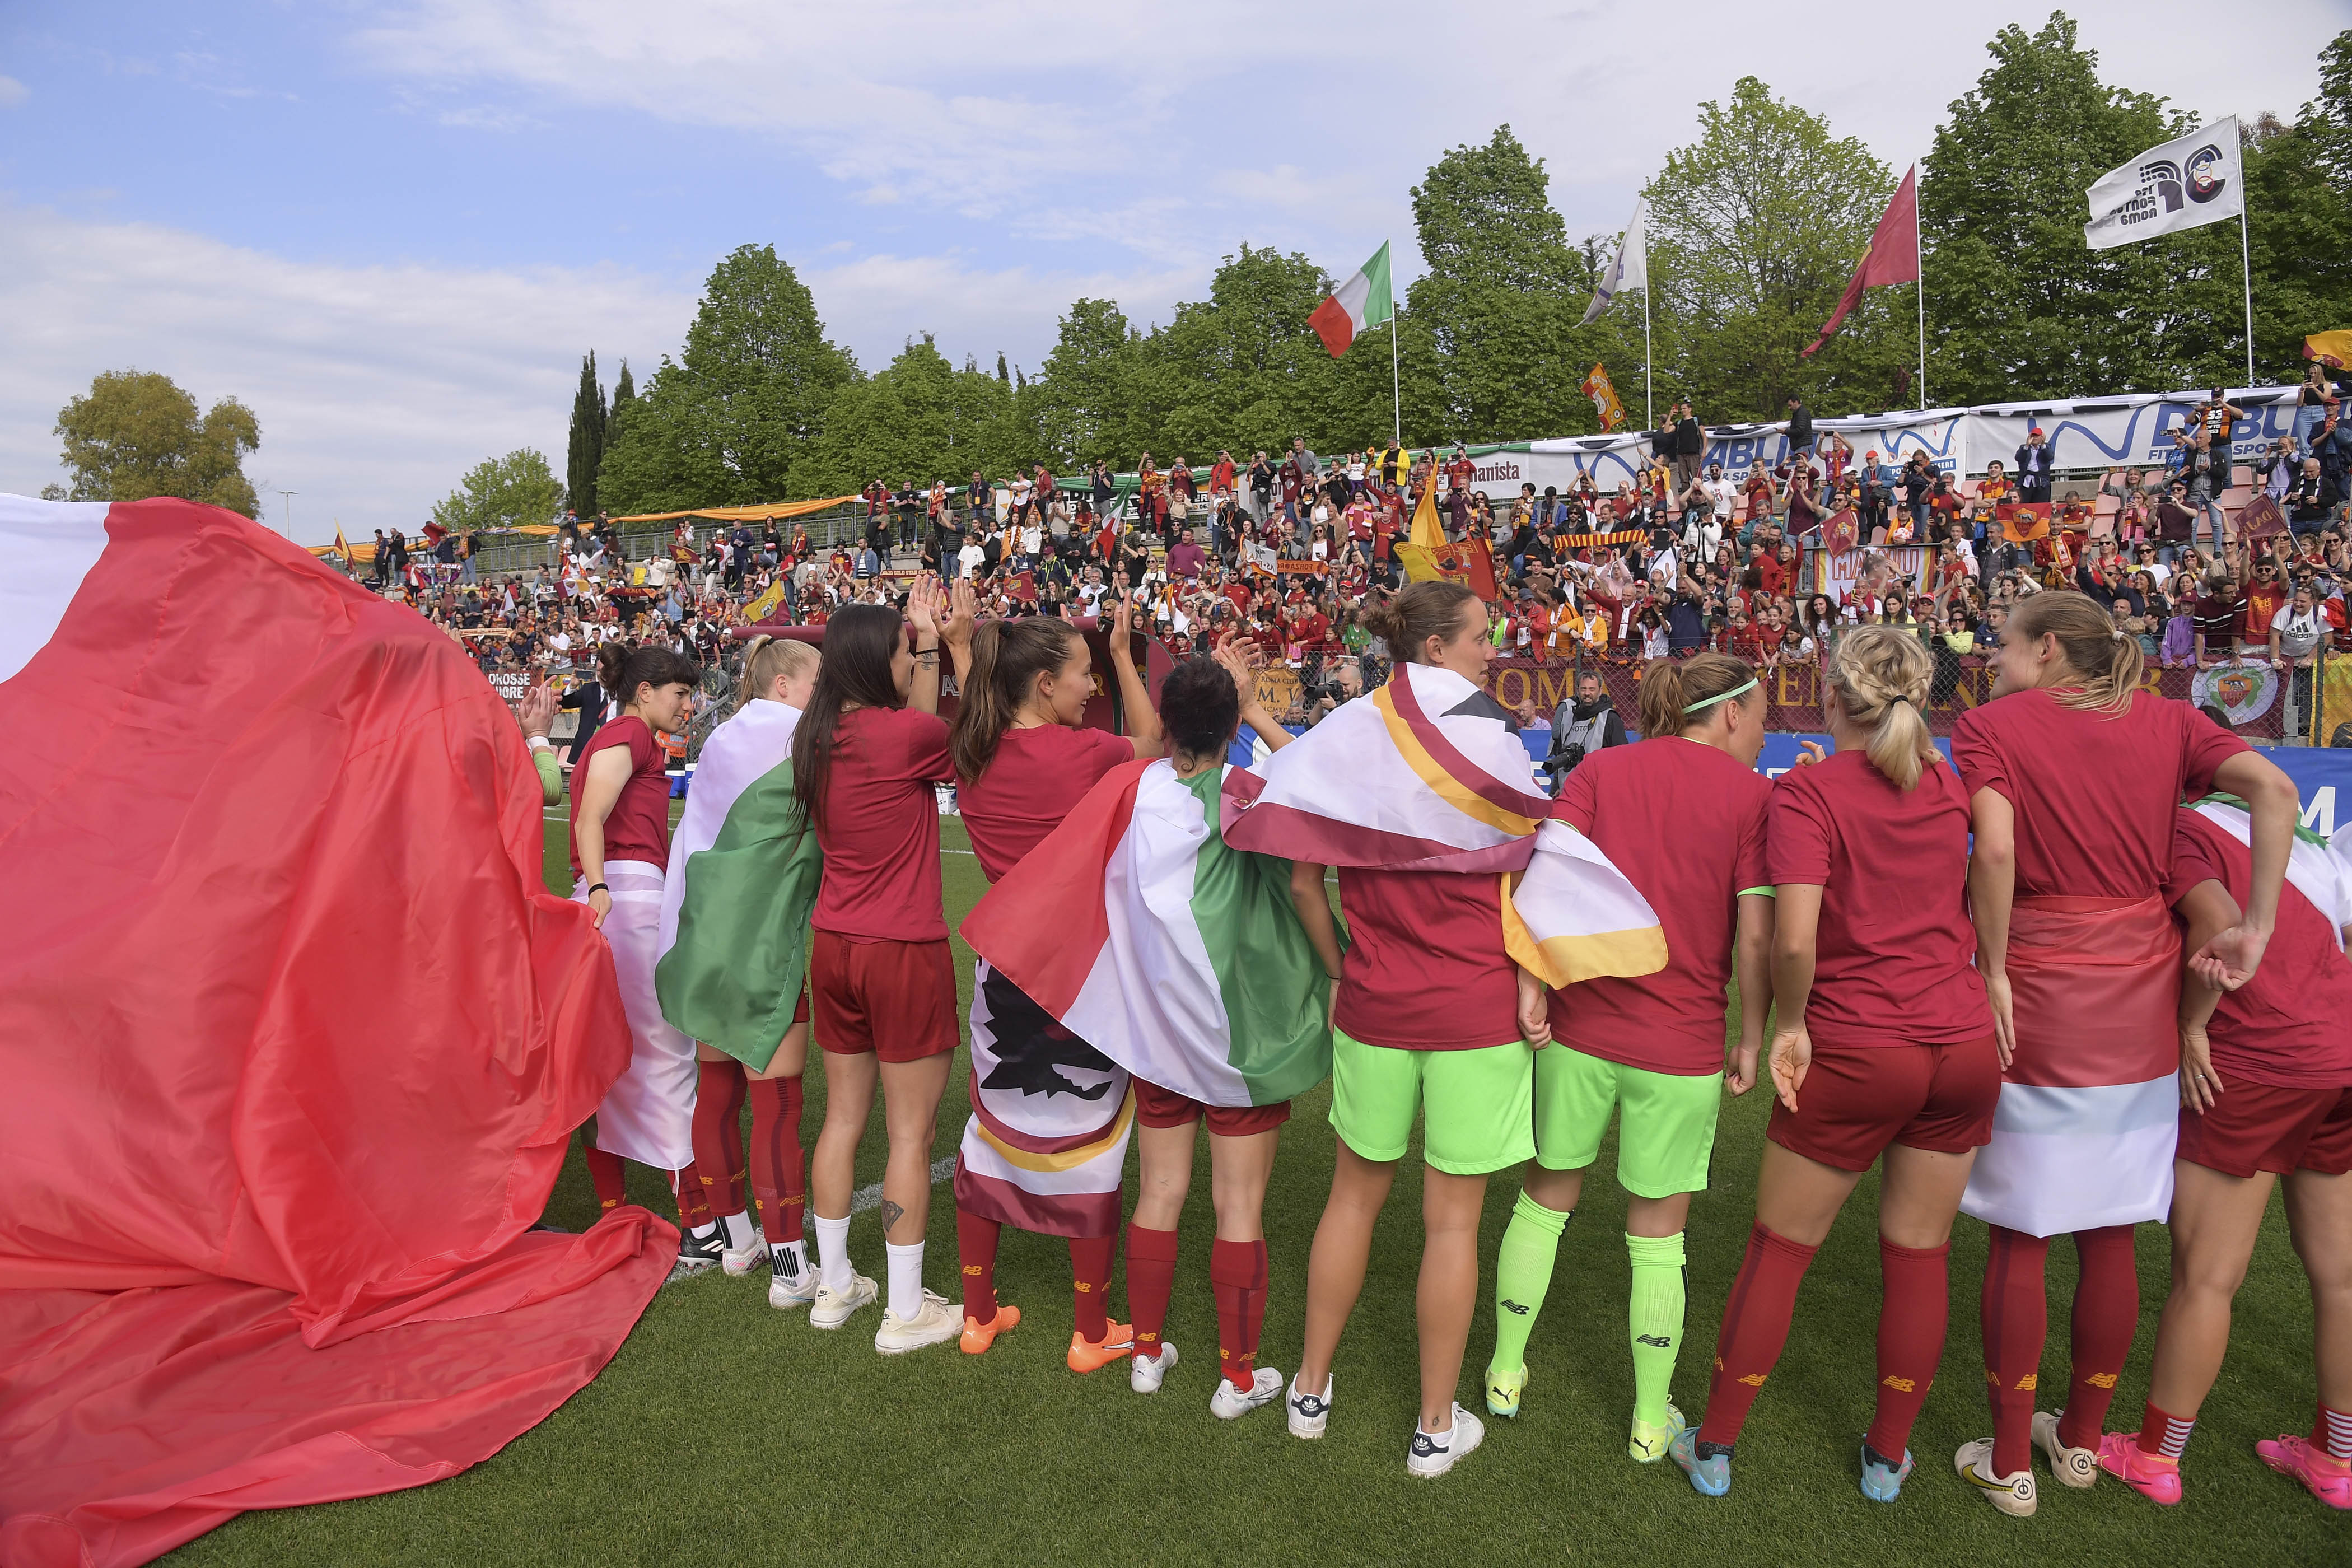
[1802,166,1919,358]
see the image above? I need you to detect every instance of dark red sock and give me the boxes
[718,1068,748,1214]
[746,1076,805,1245]
[585,1142,627,1212]
[2059,1224,2140,1451]
[1070,1234,1117,1342]
[1127,1224,1179,1357]
[689,1060,748,1218]
[1982,1225,2051,1477]
[1210,1238,1270,1389]
[2139,1400,2195,1459]
[1867,1237,1950,1460]
[2313,1401,2352,1463]
[957,1210,1001,1322]
[1697,1223,1819,1449]
[673,1162,714,1229]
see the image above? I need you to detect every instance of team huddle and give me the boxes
[558,572,2350,1513]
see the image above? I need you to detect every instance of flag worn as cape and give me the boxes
[655,700,822,1071]
[1221,661,1667,986]
[2191,795,2351,946]
[963,759,1331,1108]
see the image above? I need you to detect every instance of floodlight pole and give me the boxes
[1390,315,1403,450]
[277,491,296,535]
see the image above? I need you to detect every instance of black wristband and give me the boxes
[587,882,608,895]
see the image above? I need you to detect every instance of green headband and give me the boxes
[1683,678,1758,716]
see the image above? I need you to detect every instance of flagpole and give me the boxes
[1642,287,1654,431]
[1914,163,1928,412]
[2238,202,2256,388]
[1390,314,1403,450]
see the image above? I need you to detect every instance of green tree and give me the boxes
[1920,14,2222,403]
[50,368,260,516]
[1406,127,1597,440]
[804,335,1034,492]
[430,449,564,534]
[1031,298,1144,468]
[596,245,858,512]
[1139,242,1338,460]
[1643,79,1901,421]
[565,351,606,517]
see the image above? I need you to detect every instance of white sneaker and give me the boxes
[768,1251,819,1310]
[1954,1438,2038,1517]
[1287,1371,1332,1439]
[809,1271,876,1330]
[2032,1410,2099,1489]
[721,1231,769,1277]
[874,1289,963,1355]
[1210,1365,1285,1421]
[1131,1341,1178,1394]
[1407,1404,1485,1478]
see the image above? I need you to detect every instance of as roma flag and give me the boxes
[1397,536,1501,601]
[0,496,668,1566]
[2000,501,2052,543]
[1823,506,1861,554]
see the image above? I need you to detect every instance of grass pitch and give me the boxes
[166,814,2341,1566]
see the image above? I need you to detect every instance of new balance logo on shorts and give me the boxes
[1500,1299,1529,1316]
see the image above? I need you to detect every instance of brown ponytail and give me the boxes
[1826,625,1937,790]
[1636,652,1756,740]
[593,640,626,695]
[949,617,1082,781]
[2005,589,2144,716]
[1361,580,1479,664]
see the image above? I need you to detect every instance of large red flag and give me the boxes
[0,496,669,1567]
[1802,165,1920,358]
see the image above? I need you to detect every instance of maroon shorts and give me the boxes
[811,931,958,1063]
[792,983,810,1026]
[1133,1077,1291,1138]
[2178,1081,2352,1178]
[1767,1034,2001,1174]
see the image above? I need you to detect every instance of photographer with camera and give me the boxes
[1544,669,1628,794]
[1300,656,1364,726]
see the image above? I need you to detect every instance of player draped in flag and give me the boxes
[1222,580,1667,1478]
[795,581,974,1354]
[958,636,1338,1418]
[567,645,713,1271]
[1673,627,1996,1503]
[1485,651,1774,1466]
[2096,797,2352,1511]
[941,589,1162,1372]
[1950,591,2297,1516]
[1119,647,1338,1418]
[655,634,825,1309]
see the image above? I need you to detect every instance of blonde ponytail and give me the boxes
[2005,590,2143,716]
[1827,624,1937,790]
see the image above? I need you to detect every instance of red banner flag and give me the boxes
[1999,501,2051,543]
[1802,166,1920,358]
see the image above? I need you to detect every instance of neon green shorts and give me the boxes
[1533,1044,1721,1198]
[1328,1030,1535,1176]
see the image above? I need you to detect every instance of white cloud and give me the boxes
[0,201,693,542]
[0,204,1206,540]
[0,76,27,108]
[348,0,2336,251]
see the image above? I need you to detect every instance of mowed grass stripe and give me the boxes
[164,811,2339,1566]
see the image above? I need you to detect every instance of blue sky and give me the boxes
[0,1,2334,540]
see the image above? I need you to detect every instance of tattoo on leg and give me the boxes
[881,1199,905,1234]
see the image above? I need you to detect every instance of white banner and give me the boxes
[2085,116,2243,251]
[1454,382,2298,502]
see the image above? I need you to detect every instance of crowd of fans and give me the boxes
[374,377,2352,745]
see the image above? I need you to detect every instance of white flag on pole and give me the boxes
[2083,116,2243,251]
[1580,198,1648,325]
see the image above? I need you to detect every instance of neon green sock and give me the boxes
[1626,1231,1688,1428]
[1489,1190,1571,1377]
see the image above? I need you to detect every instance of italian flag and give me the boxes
[1308,241,1395,358]
[962,759,1331,1108]
[654,699,823,1071]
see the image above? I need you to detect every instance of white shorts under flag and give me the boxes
[575,859,697,1170]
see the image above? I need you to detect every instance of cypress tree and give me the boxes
[566,351,606,517]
